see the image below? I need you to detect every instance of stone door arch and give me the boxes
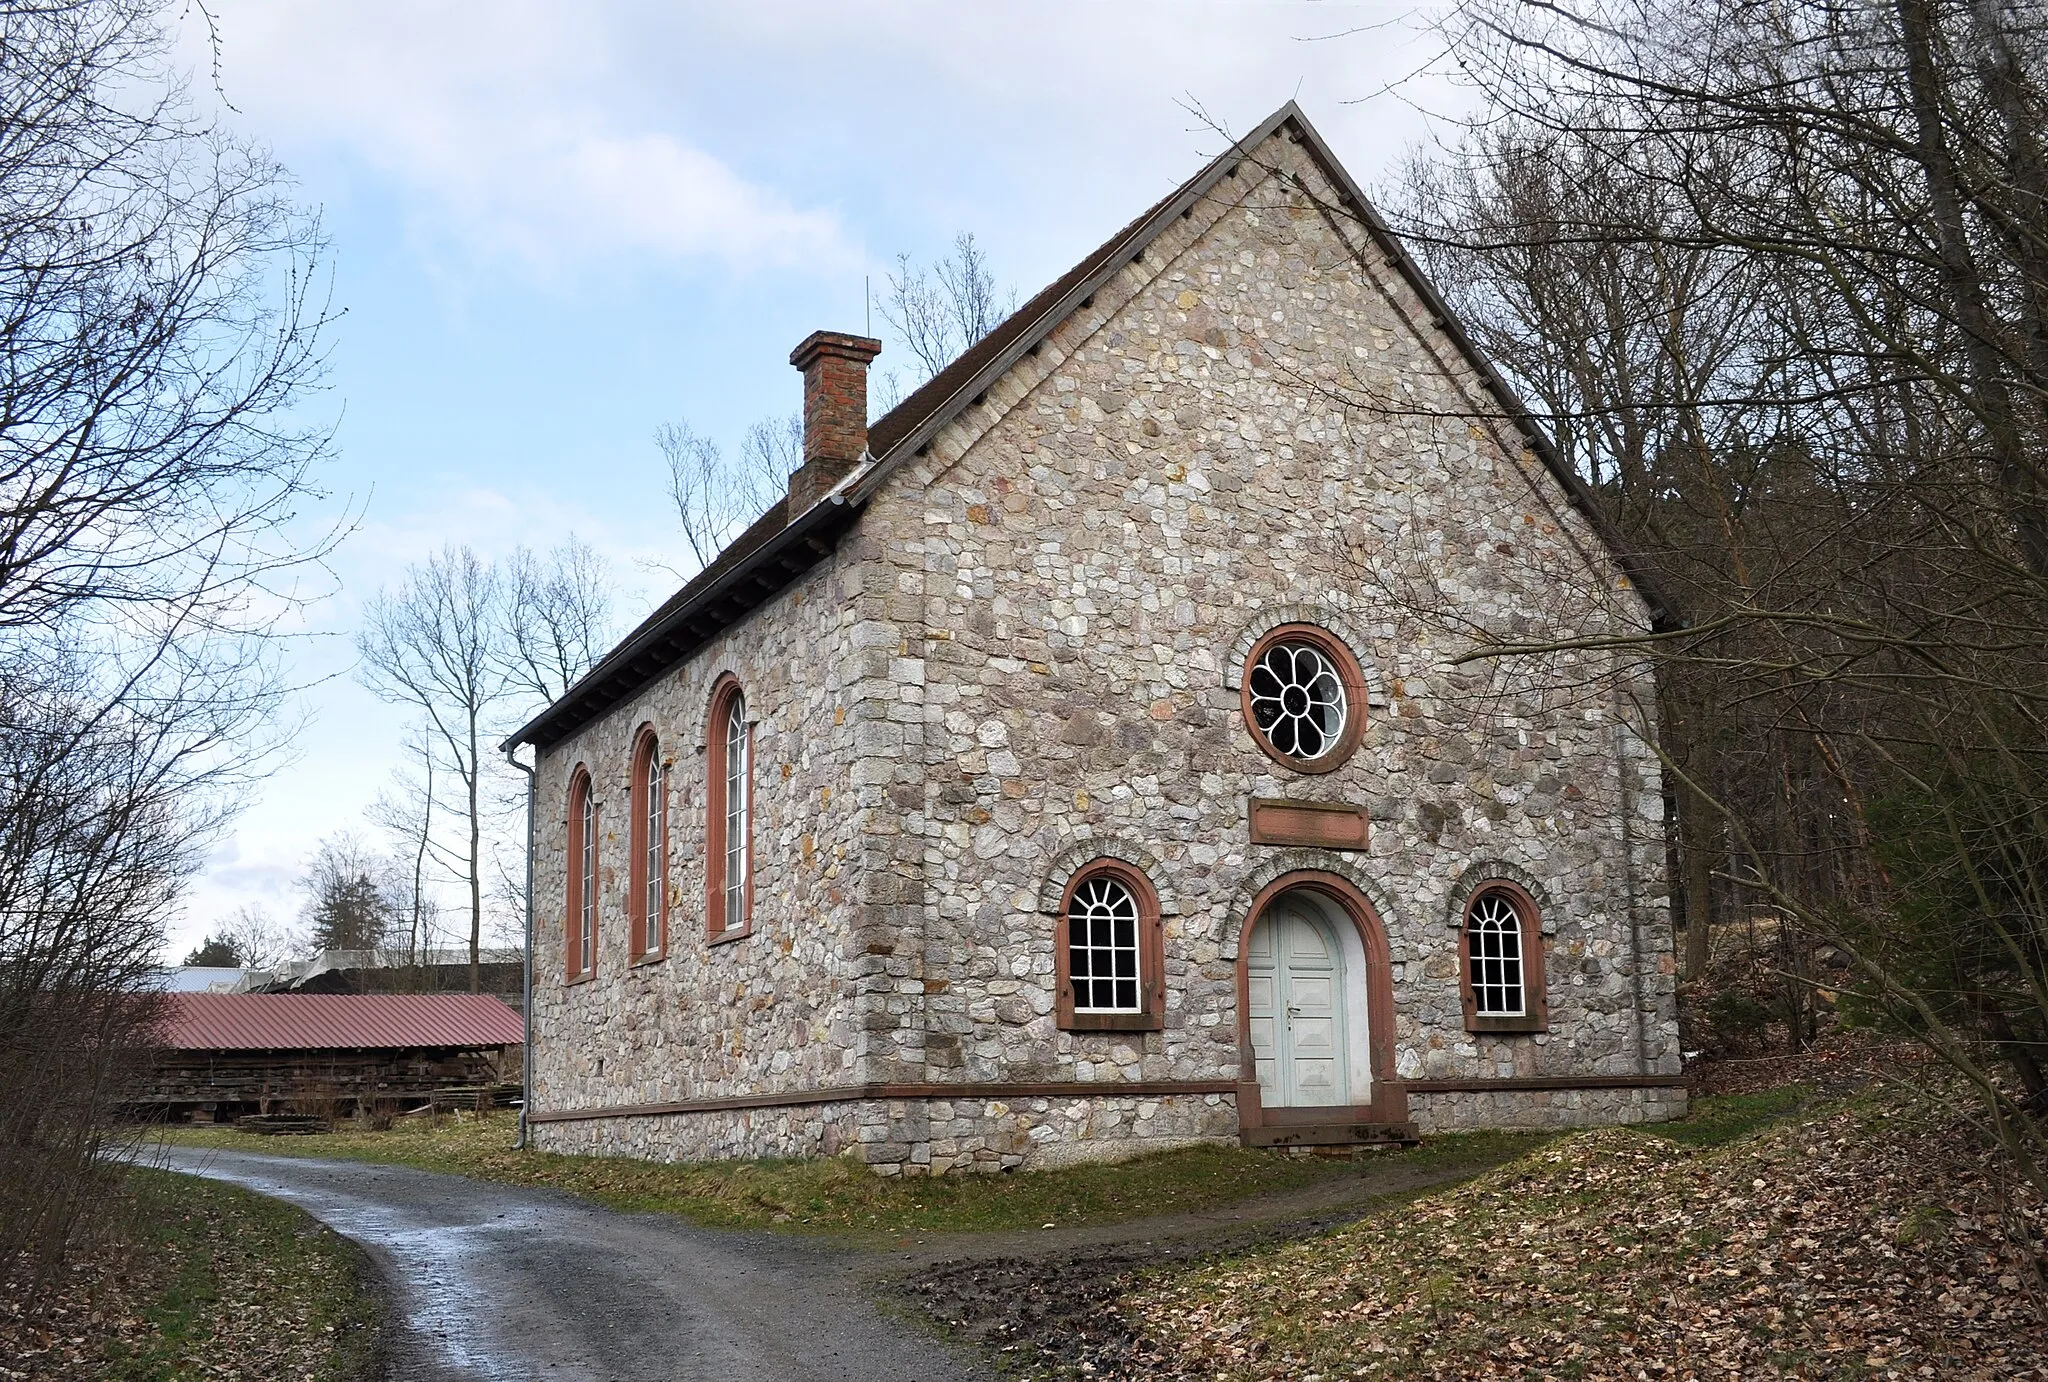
[1233,870,1410,1141]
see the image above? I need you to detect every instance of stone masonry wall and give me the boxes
[1412,1086,1687,1132]
[537,1092,1239,1176]
[846,130,1682,1126]
[528,550,885,1130]
[530,124,1684,1171]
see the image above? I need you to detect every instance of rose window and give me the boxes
[1248,642,1349,759]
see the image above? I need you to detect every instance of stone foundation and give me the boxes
[534,1083,1688,1171]
[1410,1084,1687,1132]
[851,1092,1239,1175]
[533,1091,1237,1174]
[531,1099,865,1165]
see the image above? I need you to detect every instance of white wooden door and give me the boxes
[1246,897,1349,1107]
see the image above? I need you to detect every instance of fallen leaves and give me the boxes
[1121,1093,2046,1380]
[0,1170,381,1381]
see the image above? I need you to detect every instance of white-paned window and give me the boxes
[642,749,664,954]
[1467,892,1525,1015]
[577,785,597,972]
[1067,875,1141,1012]
[723,693,749,926]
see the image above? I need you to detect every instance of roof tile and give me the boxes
[157,993,524,1051]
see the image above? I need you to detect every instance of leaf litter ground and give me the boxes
[909,1060,2046,1379]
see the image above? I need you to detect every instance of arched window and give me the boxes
[1240,624,1368,773]
[566,766,596,980]
[629,728,666,960]
[1461,884,1547,1033]
[1055,860,1164,1032]
[705,678,752,940]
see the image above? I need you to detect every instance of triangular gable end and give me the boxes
[849,100,1675,631]
[508,101,1674,752]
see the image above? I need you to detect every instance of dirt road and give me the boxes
[152,1146,988,1382]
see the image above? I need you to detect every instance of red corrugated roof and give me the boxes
[158,993,524,1052]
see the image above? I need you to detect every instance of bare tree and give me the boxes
[359,541,613,989]
[368,733,439,969]
[1369,0,2048,1202]
[299,831,397,953]
[657,418,789,570]
[501,538,616,705]
[1393,130,1773,984]
[879,232,1016,384]
[357,549,507,992]
[742,412,804,491]
[0,0,338,1299]
[184,904,293,972]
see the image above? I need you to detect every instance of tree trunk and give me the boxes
[467,714,482,995]
[1682,786,1715,980]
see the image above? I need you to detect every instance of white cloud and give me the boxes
[188,1,855,278]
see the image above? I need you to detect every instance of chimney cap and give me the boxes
[790,330,882,371]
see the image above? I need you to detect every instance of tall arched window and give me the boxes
[1054,860,1164,1032]
[1460,884,1548,1033]
[629,728,666,960]
[566,766,596,980]
[705,677,752,939]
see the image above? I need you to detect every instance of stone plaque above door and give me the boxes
[1247,797,1370,851]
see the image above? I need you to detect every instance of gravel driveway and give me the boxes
[151,1146,989,1382]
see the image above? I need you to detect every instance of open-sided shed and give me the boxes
[139,992,525,1122]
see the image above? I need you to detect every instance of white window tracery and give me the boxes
[1248,641,1349,759]
[1068,875,1141,1012]
[1467,891,1525,1015]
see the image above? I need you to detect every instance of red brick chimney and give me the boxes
[788,330,882,514]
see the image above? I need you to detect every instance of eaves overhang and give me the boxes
[503,492,861,752]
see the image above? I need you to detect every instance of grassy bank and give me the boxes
[0,1168,382,1381]
[1116,1090,2044,1379]
[156,1112,1549,1236]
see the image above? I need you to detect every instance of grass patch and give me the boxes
[1633,1083,1814,1148]
[111,1170,383,1380]
[2,1168,382,1381]
[155,1113,1546,1237]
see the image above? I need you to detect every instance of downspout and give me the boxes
[503,741,536,1149]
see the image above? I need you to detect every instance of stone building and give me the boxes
[506,103,1686,1176]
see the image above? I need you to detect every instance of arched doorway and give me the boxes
[1235,872,1409,1139]
[1246,891,1353,1106]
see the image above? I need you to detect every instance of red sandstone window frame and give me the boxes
[565,765,597,983]
[1239,623,1369,775]
[1460,882,1548,1034]
[628,726,667,963]
[1054,859,1165,1033]
[704,675,753,943]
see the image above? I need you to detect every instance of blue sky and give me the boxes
[167,0,1460,959]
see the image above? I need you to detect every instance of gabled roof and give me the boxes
[508,102,1675,751]
[157,993,525,1052]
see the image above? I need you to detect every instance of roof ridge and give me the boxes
[509,99,1675,750]
[856,103,1299,485]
